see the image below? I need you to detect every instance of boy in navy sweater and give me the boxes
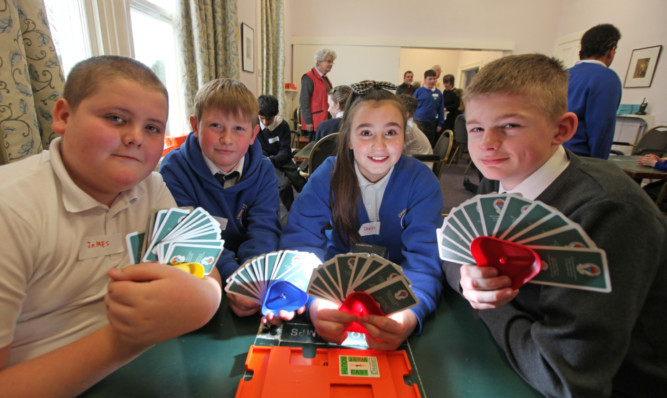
[160,79,282,317]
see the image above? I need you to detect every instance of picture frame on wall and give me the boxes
[241,23,254,73]
[623,45,662,88]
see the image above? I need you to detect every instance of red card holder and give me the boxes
[338,291,384,334]
[470,236,542,290]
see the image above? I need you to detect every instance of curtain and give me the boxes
[260,0,284,113]
[176,0,240,117]
[0,0,64,165]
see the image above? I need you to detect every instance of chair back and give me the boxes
[634,125,667,157]
[310,133,339,173]
[432,130,454,178]
[453,114,467,145]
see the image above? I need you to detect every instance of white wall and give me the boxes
[284,0,667,126]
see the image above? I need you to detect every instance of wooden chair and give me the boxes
[298,133,339,178]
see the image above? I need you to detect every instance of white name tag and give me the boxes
[268,136,280,144]
[359,221,381,236]
[214,216,228,231]
[79,233,123,260]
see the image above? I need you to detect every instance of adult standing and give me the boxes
[564,24,622,159]
[396,70,416,96]
[299,48,336,141]
[441,74,461,132]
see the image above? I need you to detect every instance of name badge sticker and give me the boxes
[359,221,381,237]
[268,136,280,144]
[79,233,123,260]
[213,216,229,231]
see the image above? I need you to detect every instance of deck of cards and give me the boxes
[225,250,322,315]
[125,207,224,276]
[306,253,419,317]
[438,193,611,293]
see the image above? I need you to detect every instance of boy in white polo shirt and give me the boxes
[0,55,221,396]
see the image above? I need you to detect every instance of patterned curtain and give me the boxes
[260,0,284,112]
[0,0,64,165]
[176,0,240,116]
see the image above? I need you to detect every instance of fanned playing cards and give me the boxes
[125,207,224,276]
[225,250,322,315]
[306,253,419,316]
[438,193,611,293]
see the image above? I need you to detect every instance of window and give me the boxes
[44,0,185,137]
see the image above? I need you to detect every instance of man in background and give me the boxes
[396,70,416,95]
[564,24,622,159]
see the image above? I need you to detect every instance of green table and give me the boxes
[81,288,539,397]
[608,155,667,181]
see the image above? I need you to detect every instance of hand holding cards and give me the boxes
[125,207,224,278]
[306,253,419,334]
[438,194,611,293]
[225,250,322,316]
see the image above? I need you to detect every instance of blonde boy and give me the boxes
[0,56,222,396]
[159,79,281,317]
[444,54,666,396]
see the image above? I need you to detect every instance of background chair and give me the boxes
[611,125,667,157]
[448,114,468,166]
[413,129,454,179]
[299,133,339,178]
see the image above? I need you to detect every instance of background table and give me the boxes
[81,288,540,397]
[608,155,667,181]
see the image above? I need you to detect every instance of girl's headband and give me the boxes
[349,80,397,95]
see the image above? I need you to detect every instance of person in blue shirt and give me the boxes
[279,81,444,350]
[160,79,282,317]
[412,69,445,148]
[564,24,622,159]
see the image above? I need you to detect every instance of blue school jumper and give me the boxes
[160,133,282,280]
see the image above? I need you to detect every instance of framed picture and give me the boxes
[623,45,662,88]
[241,23,254,73]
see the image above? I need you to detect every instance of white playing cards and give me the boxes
[438,194,611,293]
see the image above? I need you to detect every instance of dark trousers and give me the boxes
[275,162,307,210]
[415,120,439,148]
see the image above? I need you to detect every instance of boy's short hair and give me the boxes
[64,55,168,112]
[424,69,436,79]
[397,94,418,116]
[193,78,258,125]
[443,74,455,86]
[580,24,621,59]
[463,54,568,122]
[258,95,279,117]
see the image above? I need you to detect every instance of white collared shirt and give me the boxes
[576,59,608,68]
[354,162,394,222]
[202,150,244,187]
[498,146,570,200]
[259,115,284,132]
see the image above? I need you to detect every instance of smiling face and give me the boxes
[465,93,576,190]
[53,77,168,206]
[404,72,413,84]
[193,107,257,173]
[348,100,405,183]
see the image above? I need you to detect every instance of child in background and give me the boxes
[256,94,306,211]
[397,94,434,159]
[0,56,222,396]
[412,69,444,148]
[444,54,666,396]
[279,81,444,350]
[314,85,352,142]
[159,79,281,317]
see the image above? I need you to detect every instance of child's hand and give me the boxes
[637,154,659,167]
[360,310,418,351]
[459,264,518,310]
[105,263,221,348]
[309,299,358,345]
[261,306,306,326]
[227,293,261,317]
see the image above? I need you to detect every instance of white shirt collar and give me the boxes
[335,111,344,119]
[499,145,569,200]
[576,59,607,68]
[259,115,283,131]
[202,150,245,178]
[354,161,393,222]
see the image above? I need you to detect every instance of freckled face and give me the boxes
[348,100,405,183]
[192,108,257,173]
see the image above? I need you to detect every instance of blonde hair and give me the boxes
[463,54,568,122]
[64,55,168,112]
[192,78,258,125]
